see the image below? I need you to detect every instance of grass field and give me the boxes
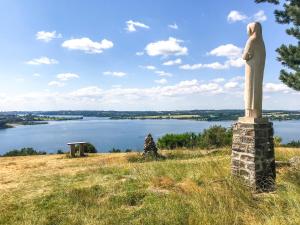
[0,148,300,225]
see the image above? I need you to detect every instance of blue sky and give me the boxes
[0,0,299,111]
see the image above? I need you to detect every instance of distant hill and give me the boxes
[1,110,300,121]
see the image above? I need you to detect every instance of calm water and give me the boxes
[0,117,299,154]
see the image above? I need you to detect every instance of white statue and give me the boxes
[242,22,266,118]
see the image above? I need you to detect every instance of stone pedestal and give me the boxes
[231,117,276,192]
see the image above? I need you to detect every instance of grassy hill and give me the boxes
[0,148,300,225]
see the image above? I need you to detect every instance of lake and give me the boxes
[0,117,299,154]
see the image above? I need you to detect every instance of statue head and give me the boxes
[247,22,263,39]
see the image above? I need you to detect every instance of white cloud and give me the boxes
[62,38,113,54]
[0,93,6,99]
[103,71,127,77]
[168,23,178,30]
[70,86,103,97]
[155,70,173,77]
[26,56,58,65]
[136,51,144,56]
[100,79,222,97]
[180,60,244,70]
[112,84,122,88]
[204,62,229,70]
[179,44,244,70]
[155,78,168,85]
[145,37,188,57]
[163,58,182,66]
[180,64,202,70]
[180,62,228,70]
[3,79,300,111]
[227,10,248,23]
[230,76,244,82]
[57,73,79,81]
[213,78,225,83]
[209,44,242,59]
[48,81,65,87]
[33,73,41,77]
[125,20,150,32]
[264,83,290,93]
[140,65,156,70]
[36,31,62,42]
[224,81,239,89]
[253,10,267,22]
[1,80,224,110]
[228,10,267,23]
[225,58,245,67]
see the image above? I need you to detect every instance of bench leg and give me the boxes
[79,144,85,157]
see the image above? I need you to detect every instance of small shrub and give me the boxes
[127,154,143,162]
[109,148,122,153]
[56,150,65,154]
[108,148,135,153]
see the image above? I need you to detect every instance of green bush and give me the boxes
[2,148,47,157]
[56,150,65,154]
[157,132,199,150]
[84,143,97,153]
[109,148,135,153]
[109,148,122,153]
[157,125,232,150]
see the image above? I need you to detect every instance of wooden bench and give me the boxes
[67,142,87,157]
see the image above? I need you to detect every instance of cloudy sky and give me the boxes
[0,0,299,111]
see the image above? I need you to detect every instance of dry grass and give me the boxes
[275,147,300,161]
[0,153,128,199]
[0,148,299,225]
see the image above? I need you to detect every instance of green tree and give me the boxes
[157,126,232,150]
[84,143,97,153]
[198,126,232,149]
[255,0,300,90]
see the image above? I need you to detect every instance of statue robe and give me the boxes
[242,22,266,118]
